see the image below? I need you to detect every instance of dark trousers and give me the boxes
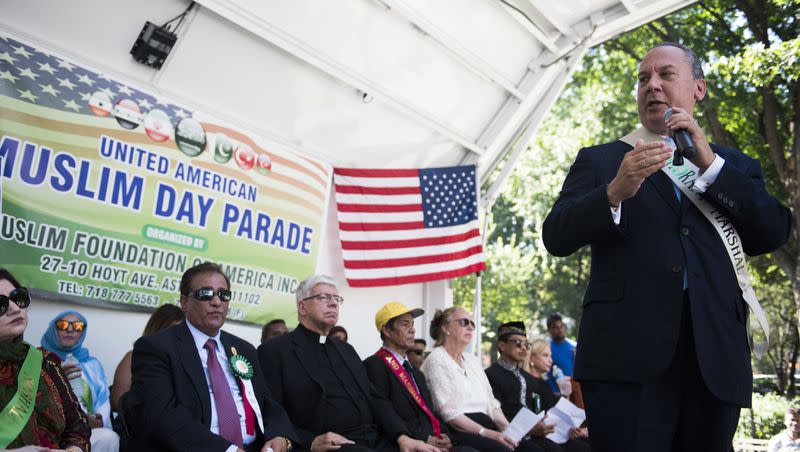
[447,412,565,452]
[581,294,739,452]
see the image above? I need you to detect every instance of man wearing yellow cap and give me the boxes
[364,302,478,452]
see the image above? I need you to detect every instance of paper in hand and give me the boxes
[545,398,586,444]
[503,407,544,443]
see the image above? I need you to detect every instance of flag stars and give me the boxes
[174,108,188,118]
[117,84,134,96]
[99,87,115,98]
[138,98,153,110]
[0,70,18,83]
[57,77,77,90]
[37,62,57,75]
[79,92,92,102]
[12,46,33,59]
[419,166,478,228]
[63,99,81,112]
[0,52,17,64]
[57,59,76,72]
[39,83,60,96]
[17,89,38,102]
[18,67,38,81]
[77,74,94,86]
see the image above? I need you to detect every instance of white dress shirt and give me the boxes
[186,320,255,452]
[611,149,725,224]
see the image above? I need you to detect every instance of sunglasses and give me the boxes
[190,288,232,302]
[451,317,476,328]
[55,320,86,332]
[0,287,31,316]
[507,339,531,349]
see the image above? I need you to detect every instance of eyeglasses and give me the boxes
[0,287,31,316]
[507,339,531,349]
[190,288,232,302]
[55,320,86,332]
[302,294,344,305]
[409,349,424,356]
[451,318,475,328]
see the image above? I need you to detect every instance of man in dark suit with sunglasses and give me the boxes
[127,262,296,452]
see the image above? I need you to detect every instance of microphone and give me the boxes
[664,107,696,166]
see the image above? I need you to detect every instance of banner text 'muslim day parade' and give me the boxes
[0,33,332,323]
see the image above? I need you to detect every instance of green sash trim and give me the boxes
[0,343,42,447]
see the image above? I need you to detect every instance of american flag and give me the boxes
[0,35,192,123]
[333,165,486,287]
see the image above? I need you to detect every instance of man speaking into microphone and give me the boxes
[542,42,791,452]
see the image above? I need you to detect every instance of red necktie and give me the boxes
[204,339,244,447]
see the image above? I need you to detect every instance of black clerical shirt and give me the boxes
[296,325,378,440]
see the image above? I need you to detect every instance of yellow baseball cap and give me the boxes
[375,301,424,332]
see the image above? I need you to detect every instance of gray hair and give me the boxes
[295,274,338,303]
[653,42,704,80]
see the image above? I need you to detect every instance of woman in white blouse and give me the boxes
[421,307,551,452]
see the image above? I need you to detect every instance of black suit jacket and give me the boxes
[542,140,791,407]
[258,325,408,450]
[484,363,557,421]
[126,321,296,452]
[363,353,449,441]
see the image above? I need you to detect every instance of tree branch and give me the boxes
[697,1,744,48]
[760,86,788,182]
[734,0,771,46]
[698,101,739,149]
[772,247,797,278]
[646,22,672,42]
[608,41,640,62]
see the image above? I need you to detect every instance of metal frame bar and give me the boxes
[376,0,525,100]
[196,0,487,155]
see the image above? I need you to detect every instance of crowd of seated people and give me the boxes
[0,264,588,452]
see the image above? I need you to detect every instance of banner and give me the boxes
[0,33,332,324]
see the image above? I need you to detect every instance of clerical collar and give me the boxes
[497,356,521,371]
[297,323,328,344]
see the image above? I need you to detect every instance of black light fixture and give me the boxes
[130,2,194,70]
[130,22,177,70]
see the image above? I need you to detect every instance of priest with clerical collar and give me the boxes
[363,302,478,452]
[258,275,439,452]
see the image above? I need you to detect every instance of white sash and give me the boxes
[241,378,265,434]
[621,128,769,357]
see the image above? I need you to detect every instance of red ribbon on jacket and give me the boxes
[375,348,441,437]
[238,380,256,435]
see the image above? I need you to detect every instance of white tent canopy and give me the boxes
[2,0,694,370]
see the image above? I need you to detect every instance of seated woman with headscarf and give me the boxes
[41,311,119,452]
[0,269,90,451]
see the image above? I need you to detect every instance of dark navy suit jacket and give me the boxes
[542,140,791,407]
[126,321,297,451]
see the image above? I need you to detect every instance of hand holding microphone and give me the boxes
[664,107,697,166]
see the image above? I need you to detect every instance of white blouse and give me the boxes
[421,346,501,421]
